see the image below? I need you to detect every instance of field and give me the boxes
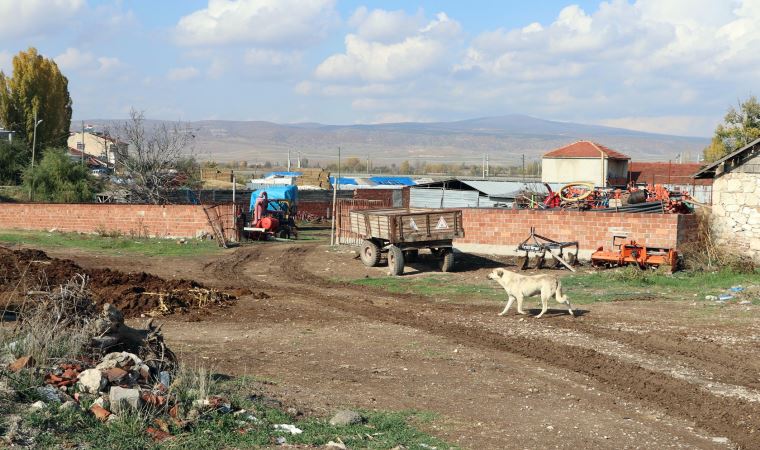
[2,229,760,448]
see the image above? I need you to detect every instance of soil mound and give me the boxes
[0,247,237,318]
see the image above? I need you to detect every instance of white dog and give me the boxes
[487,268,574,318]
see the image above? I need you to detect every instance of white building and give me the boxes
[695,137,760,262]
[541,141,630,187]
[67,131,125,165]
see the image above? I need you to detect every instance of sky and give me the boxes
[0,0,757,137]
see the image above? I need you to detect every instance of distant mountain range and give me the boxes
[80,114,709,165]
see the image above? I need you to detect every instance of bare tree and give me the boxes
[109,108,195,204]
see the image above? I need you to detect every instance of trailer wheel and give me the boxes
[403,249,418,263]
[440,249,455,272]
[388,245,405,275]
[360,240,381,267]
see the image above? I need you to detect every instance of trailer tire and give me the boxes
[403,249,418,262]
[388,245,405,276]
[360,240,381,267]
[440,249,455,272]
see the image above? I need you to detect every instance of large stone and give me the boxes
[96,352,143,371]
[725,204,740,213]
[727,179,743,193]
[329,410,363,426]
[78,369,104,394]
[743,179,756,193]
[109,386,141,413]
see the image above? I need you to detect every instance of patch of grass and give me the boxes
[563,267,760,304]
[351,275,504,301]
[0,229,222,257]
[10,374,453,449]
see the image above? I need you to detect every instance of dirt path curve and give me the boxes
[48,243,758,449]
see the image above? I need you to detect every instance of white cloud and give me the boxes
[0,0,85,39]
[348,7,423,43]
[315,11,461,83]
[167,66,200,81]
[55,48,124,76]
[175,0,337,47]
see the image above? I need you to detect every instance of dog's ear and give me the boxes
[495,268,504,277]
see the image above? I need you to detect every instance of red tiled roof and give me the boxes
[629,162,712,186]
[543,141,630,160]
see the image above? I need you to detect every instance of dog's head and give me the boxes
[487,268,506,281]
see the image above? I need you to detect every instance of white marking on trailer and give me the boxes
[409,218,419,231]
[436,217,449,229]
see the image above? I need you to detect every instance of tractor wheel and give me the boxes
[278,229,289,239]
[387,245,405,276]
[403,249,419,263]
[440,248,455,272]
[360,240,381,267]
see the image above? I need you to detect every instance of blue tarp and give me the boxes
[369,176,416,186]
[329,176,358,185]
[249,185,298,213]
[265,171,302,178]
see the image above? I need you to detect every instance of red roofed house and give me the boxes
[541,141,630,187]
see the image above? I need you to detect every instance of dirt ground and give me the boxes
[4,238,760,449]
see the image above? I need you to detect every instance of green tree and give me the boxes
[24,149,93,202]
[704,95,760,162]
[0,48,72,152]
[0,139,30,185]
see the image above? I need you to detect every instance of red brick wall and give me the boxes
[354,187,410,207]
[455,208,696,257]
[0,203,218,238]
[299,201,333,218]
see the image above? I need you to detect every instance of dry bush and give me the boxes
[681,209,756,273]
[4,274,99,364]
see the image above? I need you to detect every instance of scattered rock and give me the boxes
[159,371,171,388]
[325,441,347,449]
[274,424,303,435]
[90,404,111,422]
[712,437,729,444]
[103,367,129,383]
[275,436,287,445]
[60,400,80,411]
[78,369,104,394]
[36,385,62,403]
[30,401,46,410]
[8,355,35,372]
[96,352,143,371]
[109,386,141,413]
[329,410,363,426]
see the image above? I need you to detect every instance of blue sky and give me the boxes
[1,0,757,136]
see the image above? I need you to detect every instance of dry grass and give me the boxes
[681,209,756,273]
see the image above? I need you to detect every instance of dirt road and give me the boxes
[31,242,760,449]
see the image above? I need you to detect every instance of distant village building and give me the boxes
[67,131,125,166]
[541,141,630,187]
[695,137,760,262]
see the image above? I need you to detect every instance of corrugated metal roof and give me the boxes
[369,176,416,186]
[458,180,561,196]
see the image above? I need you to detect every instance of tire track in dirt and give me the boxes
[246,245,760,449]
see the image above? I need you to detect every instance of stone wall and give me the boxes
[710,171,760,260]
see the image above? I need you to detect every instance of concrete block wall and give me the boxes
[0,203,215,238]
[455,208,697,258]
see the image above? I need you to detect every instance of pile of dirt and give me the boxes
[0,247,245,318]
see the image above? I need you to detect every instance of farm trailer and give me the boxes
[349,208,465,276]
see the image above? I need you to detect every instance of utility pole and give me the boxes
[81,121,85,167]
[482,154,486,179]
[297,151,301,169]
[486,153,489,178]
[522,154,525,182]
[287,149,291,171]
[29,110,42,201]
[366,154,370,177]
[330,146,341,246]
